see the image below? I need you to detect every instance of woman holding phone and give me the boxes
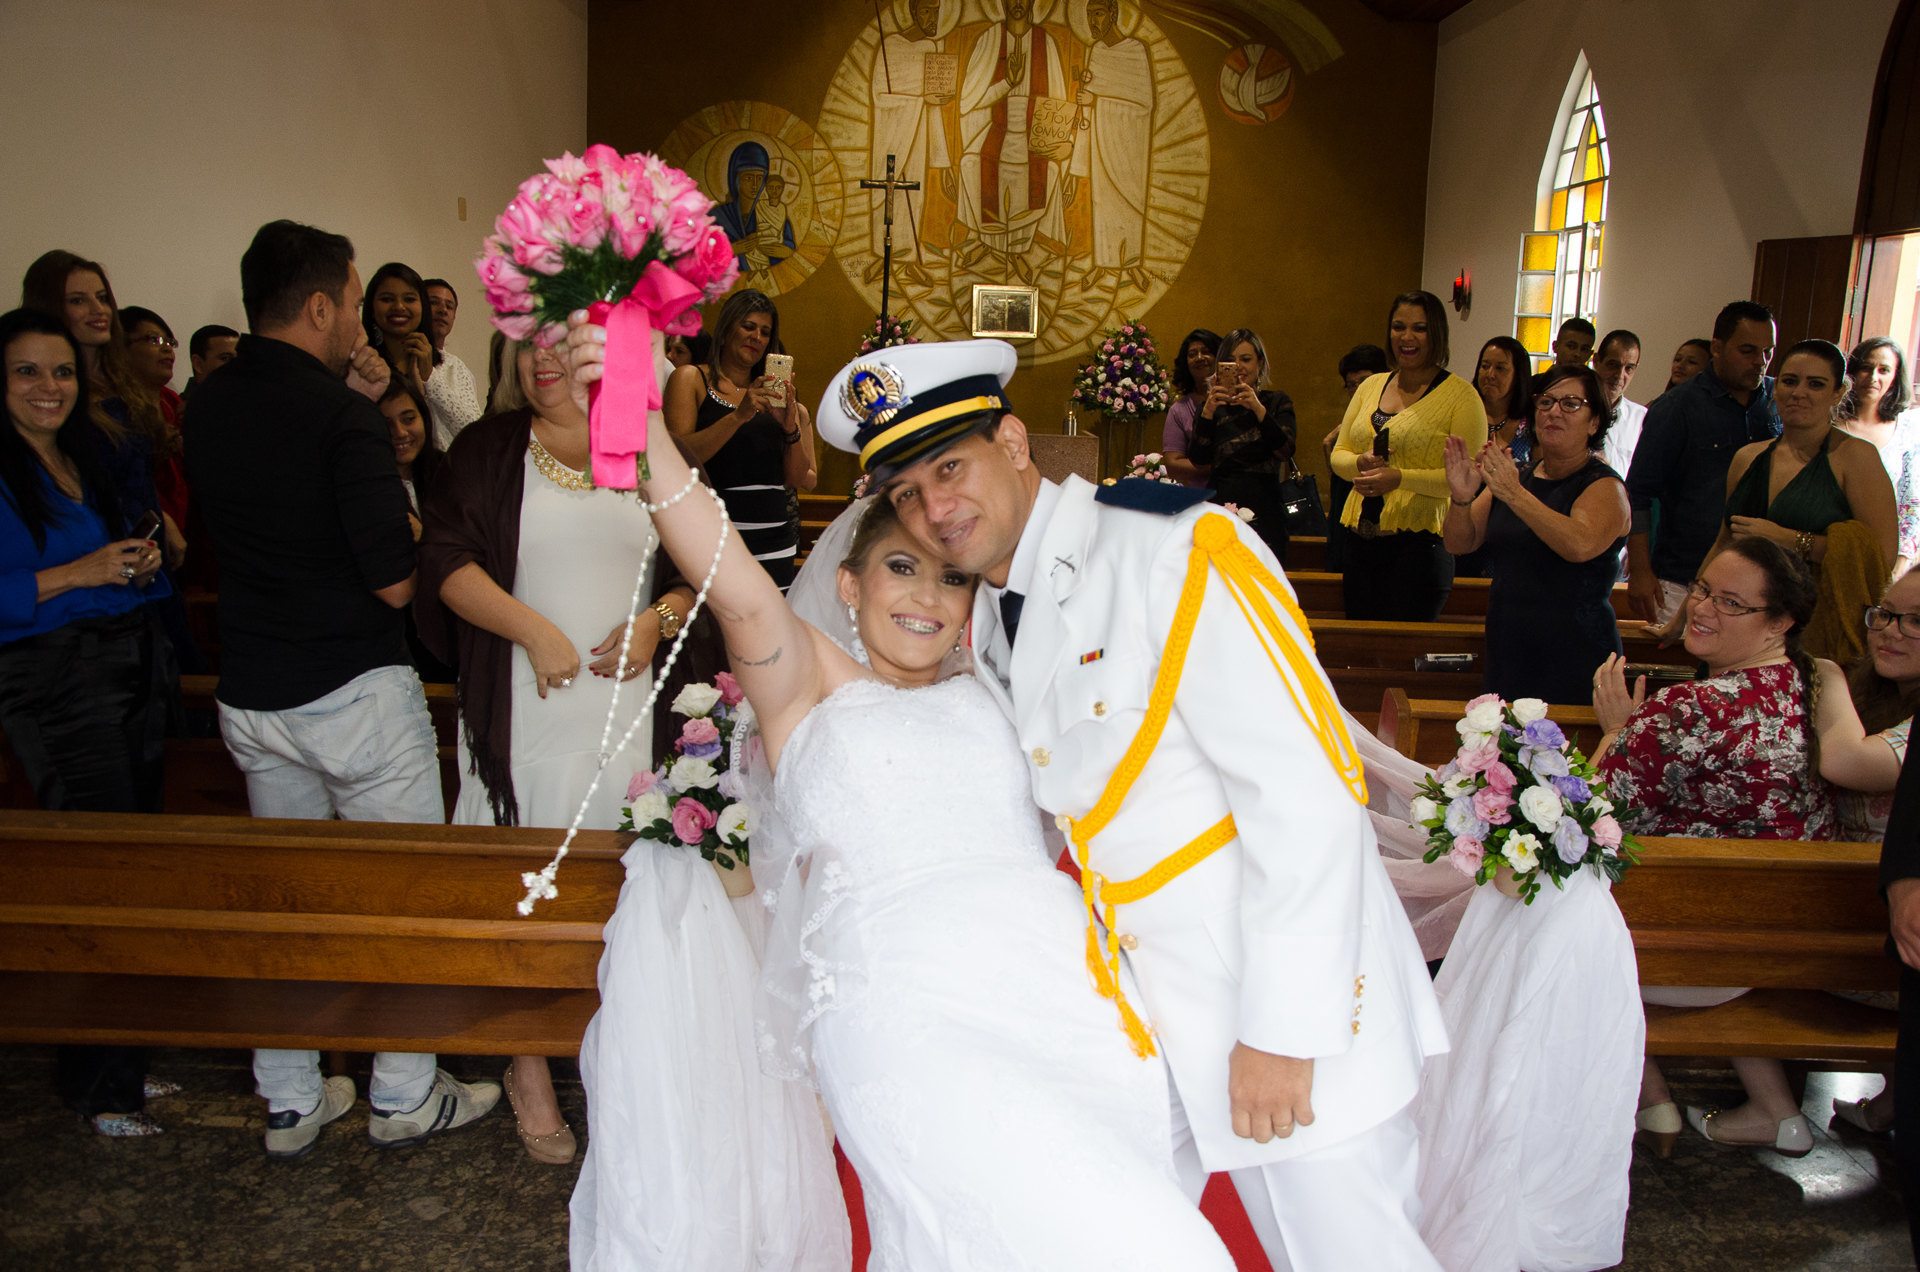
[0,308,172,1135]
[662,288,815,591]
[1191,327,1295,562]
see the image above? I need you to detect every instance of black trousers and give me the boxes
[1896,963,1920,1263]
[0,608,171,1117]
[1342,529,1454,621]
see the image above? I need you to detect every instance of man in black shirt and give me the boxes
[186,220,498,1159]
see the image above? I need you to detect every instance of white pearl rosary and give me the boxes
[517,479,733,916]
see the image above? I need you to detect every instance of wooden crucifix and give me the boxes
[859,153,920,327]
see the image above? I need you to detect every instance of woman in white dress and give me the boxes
[570,320,1235,1271]
[418,337,694,1161]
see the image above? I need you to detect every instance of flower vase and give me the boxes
[1493,864,1523,899]
[713,858,755,898]
[1102,413,1145,480]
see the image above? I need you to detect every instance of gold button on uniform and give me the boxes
[1093,701,1108,717]
[1118,934,1139,951]
[1032,747,1051,767]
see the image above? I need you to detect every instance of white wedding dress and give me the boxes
[1411,868,1642,1272]
[465,457,846,1270]
[768,673,1235,1272]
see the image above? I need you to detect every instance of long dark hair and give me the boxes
[1475,336,1533,422]
[379,376,443,497]
[1717,536,1822,776]
[1839,336,1909,424]
[361,262,442,373]
[708,288,778,382]
[0,309,126,550]
[1172,327,1222,395]
[20,250,168,451]
[1848,576,1920,734]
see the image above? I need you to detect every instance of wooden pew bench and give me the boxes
[1619,838,1897,1064]
[0,812,624,1056]
[1308,618,1692,677]
[1286,571,1632,621]
[1374,688,1605,766]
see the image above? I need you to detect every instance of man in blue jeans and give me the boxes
[186,220,499,1158]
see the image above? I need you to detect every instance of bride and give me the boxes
[567,320,1234,1270]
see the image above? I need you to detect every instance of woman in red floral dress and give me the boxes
[1593,536,1834,1158]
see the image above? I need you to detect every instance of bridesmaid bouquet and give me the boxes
[1070,323,1173,422]
[476,145,739,487]
[622,673,754,871]
[1409,694,1639,903]
[1124,452,1176,483]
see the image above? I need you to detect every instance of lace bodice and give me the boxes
[774,675,1051,893]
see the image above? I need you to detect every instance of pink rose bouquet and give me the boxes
[476,145,739,488]
[1406,695,1639,903]
[620,673,754,871]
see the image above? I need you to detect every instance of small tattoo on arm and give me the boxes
[736,647,783,667]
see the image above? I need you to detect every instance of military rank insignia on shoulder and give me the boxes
[1093,477,1214,515]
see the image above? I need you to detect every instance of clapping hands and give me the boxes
[1443,434,1482,504]
[1444,437,1523,505]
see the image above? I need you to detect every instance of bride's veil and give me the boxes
[741,495,886,1085]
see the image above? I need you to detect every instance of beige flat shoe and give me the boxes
[1687,1106,1813,1158]
[503,1063,577,1165]
[1635,1101,1682,1158]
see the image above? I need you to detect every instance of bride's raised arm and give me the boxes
[564,313,829,753]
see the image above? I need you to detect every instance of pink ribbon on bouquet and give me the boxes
[586,261,705,489]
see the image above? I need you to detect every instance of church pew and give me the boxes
[0,811,624,1055]
[1307,618,1691,675]
[1619,838,1897,1063]
[1374,688,1605,767]
[1286,571,1633,621]
[0,812,1894,1067]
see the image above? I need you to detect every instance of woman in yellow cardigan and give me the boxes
[1331,290,1489,620]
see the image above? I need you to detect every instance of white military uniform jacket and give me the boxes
[974,476,1448,1171]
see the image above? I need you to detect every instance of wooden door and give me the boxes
[1751,235,1857,373]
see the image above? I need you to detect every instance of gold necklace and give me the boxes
[529,433,593,491]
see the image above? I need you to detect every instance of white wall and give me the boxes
[1422,0,1897,402]
[0,0,588,387]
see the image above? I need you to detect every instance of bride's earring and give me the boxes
[847,603,870,667]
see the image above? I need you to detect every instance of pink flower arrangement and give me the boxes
[477,145,738,347]
[714,671,744,706]
[1071,320,1172,421]
[626,769,657,801]
[680,716,721,746]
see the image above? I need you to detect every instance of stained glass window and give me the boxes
[1515,63,1608,373]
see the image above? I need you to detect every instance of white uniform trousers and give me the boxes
[1167,1072,1442,1272]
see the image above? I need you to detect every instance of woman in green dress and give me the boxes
[1665,340,1896,659]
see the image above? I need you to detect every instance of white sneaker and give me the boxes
[367,1068,501,1149]
[263,1075,356,1159]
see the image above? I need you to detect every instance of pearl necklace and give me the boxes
[529,433,594,491]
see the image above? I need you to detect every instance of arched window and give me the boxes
[1515,55,1609,372]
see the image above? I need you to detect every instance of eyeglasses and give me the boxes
[1686,580,1766,617]
[1535,394,1589,415]
[130,334,177,350]
[1865,605,1920,638]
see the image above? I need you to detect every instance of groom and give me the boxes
[818,341,1448,1272]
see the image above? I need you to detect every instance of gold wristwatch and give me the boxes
[653,600,684,640]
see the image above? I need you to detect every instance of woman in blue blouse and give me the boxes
[0,308,171,1136]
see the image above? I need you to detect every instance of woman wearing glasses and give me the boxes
[1810,571,1920,1134]
[1668,340,1896,662]
[1442,364,1629,705]
[1592,539,1837,1157]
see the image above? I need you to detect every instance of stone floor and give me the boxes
[0,1046,1912,1271]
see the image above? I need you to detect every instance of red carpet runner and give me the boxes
[833,1144,1273,1271]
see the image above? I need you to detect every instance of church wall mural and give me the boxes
[590,0,1436,492]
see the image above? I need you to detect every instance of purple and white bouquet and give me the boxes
[1071,322,1173,422]
[1411,694,1638,903]
[621,672,754,872]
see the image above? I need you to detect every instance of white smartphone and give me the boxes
[764,353,794,408]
